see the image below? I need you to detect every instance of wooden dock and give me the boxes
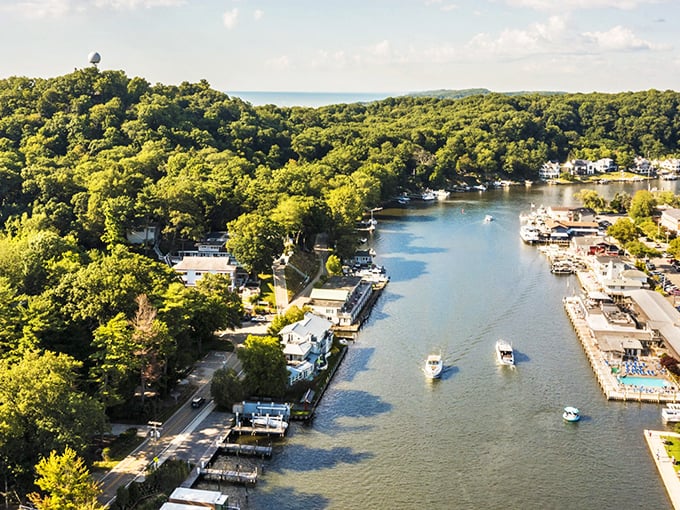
[199,466,258,485]
[563,296,680,403]
[219,442,272,457]
[231,423,287,437]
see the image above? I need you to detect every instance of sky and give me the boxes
[0,0,679,94]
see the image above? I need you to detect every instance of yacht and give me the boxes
[520,225,540,244]
[484,214,494,223]
[662,403,680,424]
[495,340,514,366]
[424,354,443,379]
[252,416,288,430]
[434,189,450,200]
[421,189,436,201]
[562,407,581,422]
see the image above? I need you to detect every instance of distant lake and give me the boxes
[226,91,398,107]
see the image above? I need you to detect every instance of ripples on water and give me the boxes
[212,184,673,509]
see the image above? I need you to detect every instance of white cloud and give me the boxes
[253,8,263,21]
[370,40,391,58]
[222,7,239,29]
[505,0,662,10]
[582,25,668,51]
[266,55,290,70]
[0,0,183,18]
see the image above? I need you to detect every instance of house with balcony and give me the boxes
[538,161,561,180]
[307,275,373,327]
[279,312,334,385]
[172,256,248,289]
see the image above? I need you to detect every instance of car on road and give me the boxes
[251,315,268,322]
[191,397,205,408]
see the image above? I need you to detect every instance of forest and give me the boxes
[2,65,680,498]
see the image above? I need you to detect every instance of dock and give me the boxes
[332,280,387,339]
[219,442,272,457]
[563,296,680,403]
[198,467,258,485]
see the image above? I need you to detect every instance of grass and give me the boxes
[92,428,146,471]
[662,436,680,472]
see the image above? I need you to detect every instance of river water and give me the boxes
[224,181,678,509]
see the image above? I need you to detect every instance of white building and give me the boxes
[308,276,373,326]
[594,158,616,173]
[538,161,561,180]
[172,256,248,289]
[660,208,680,234]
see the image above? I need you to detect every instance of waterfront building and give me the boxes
[538,161,561,180]
[308,276,373,326]
[172,256,248,289]
[279,312,334,385]
[660,208,680,234]
[590,256,646,296]
[624,289,680,358]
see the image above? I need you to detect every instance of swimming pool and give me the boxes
[618,376,670,388]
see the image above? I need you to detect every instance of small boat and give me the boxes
[495,339,514,366]
[252,416,289,430]
[563,406,581,422]
[434,189,450,200]
[662,403,680,424]
[421,190,436,201]
[424,354,443,379]
[484,214,494,223]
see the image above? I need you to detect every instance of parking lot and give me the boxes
[649,255,680,305]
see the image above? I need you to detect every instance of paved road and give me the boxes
[97,350,240,506]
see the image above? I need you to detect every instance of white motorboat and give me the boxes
[520,225,540,244]
[424,354,443,379]
[252,416,289,430]
[484,214,494,223]
[434,189,450,200]
[563,407,581,422]
[662,403,680,424]
[495,339,514,366]
[421,190,436,201]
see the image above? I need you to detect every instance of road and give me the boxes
[97,350,240,506]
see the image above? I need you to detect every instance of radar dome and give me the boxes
[88,52,101,65]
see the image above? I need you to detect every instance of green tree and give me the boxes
[629,190,657,220]
[226,212,284,274]
[237,335,288,398]
[325,253,343,276]
[607,218,639,245]
[28,447,105,510]
[668,238,680,260]
[267,305,306,336]
[610,192,632,213]
[210,368,245,410]
[573,189,606,212]
[0,351,106,494]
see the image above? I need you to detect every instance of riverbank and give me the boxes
[645,430,680,509]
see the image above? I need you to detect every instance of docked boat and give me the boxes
[563,407,581,422]
[495,339,514,366]
[434,189,450,200]
[662,403,680,424]
[252,416,289,430]
[421,189,436,201]
[424,354,443,379]
[520,225,540,244]
[484,214,494,223]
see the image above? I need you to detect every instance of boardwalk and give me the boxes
[645,429,680,510]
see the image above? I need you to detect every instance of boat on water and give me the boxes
[424,354,443,379]
[434,189,450,200]
[563,406,581,422]
[495,339,514,366]
[252,416,289,430]
[520,225,541,244]
[662,403,680,424]
[421,189,436,201]
[484,214,494,223]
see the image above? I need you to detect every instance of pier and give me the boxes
[198,466,258,485]
[563,296,680,403]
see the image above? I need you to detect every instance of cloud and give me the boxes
[266,55,290,70]
[253,8,263,21]
[582,25,668,51]
[505,0,662,10]
[0,0,183,18]
[222,7,239,29]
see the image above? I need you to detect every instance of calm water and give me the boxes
[223,182,679,509]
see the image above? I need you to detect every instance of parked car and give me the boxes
[646,262,656,271]
[252,315,268,322]
[191,397,205,408]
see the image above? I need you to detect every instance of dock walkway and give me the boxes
[645,429,680,510]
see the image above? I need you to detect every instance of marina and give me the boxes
[204,181,677,509]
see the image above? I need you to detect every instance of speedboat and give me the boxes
[424,354,443,379]
[252,416,288,430]
[484,214,494,223]
[495,339,514,366]
[421,190,436,201]
[563,407,581,422]
[662,403,680,424]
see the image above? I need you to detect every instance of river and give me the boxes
[217,181,678,509]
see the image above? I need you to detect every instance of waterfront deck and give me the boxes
[199,466,258,485]
[563,296,680,403]
[645,430,680,510]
